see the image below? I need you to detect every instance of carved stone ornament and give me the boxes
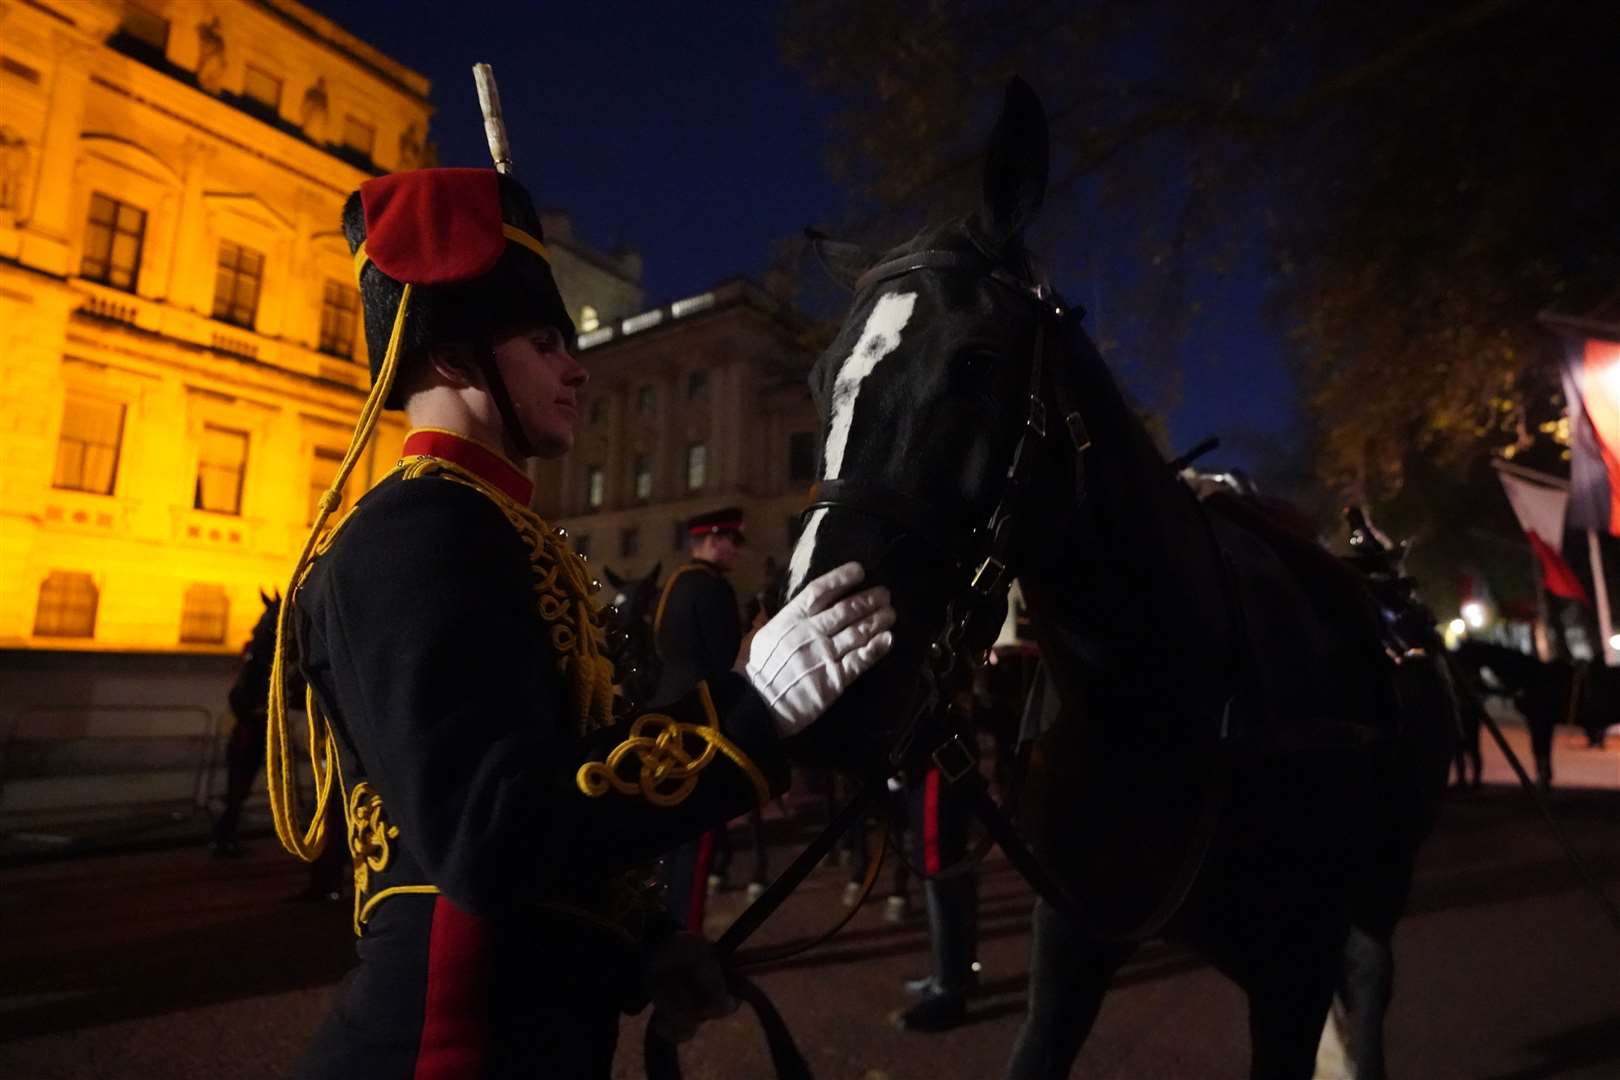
[397,122,423,170]
[300,76,329,139]
[196,18,226,94]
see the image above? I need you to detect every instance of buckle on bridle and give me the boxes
[1026,394,1047,439]
[932,735,978,785]
[970,554,1006,596]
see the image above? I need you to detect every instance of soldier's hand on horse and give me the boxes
[643,931,737,1044]
[745,561,896,737]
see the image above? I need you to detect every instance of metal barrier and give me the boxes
[0,703,222,819]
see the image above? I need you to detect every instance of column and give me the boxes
[19,33,96,273]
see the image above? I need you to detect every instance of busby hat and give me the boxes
[342,167,576,409]
[687,506,747,544]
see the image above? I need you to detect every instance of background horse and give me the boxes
[601,562,662,712]
[785,80,1455,1080]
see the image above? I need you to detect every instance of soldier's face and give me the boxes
[490,325,588,458]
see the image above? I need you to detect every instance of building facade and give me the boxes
[0,0,642,654]
[534,279,824,601]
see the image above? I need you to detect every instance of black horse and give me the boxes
[601,562,663,712]
[212,589,287,855]
[786,81,1455,1079]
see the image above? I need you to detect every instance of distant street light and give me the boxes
[1609,632,1620,652]
[1461,601,1488,629]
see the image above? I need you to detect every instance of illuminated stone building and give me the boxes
[534,279,823,601]
[0,0,643,654]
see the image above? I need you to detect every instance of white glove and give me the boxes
[745,561,896,738]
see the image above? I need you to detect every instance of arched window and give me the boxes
[180,584,229,644]
[34,571,98,638]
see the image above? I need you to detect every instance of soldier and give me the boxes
[265,167,896,1077]
[652,508,769,921]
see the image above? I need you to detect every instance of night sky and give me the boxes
[310,0,1294,469]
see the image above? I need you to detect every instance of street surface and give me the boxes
[1,726,1617,1079]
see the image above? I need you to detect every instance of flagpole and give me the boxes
[1587,529,1618,665]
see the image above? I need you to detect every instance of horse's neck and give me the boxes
[1024,386,1236,715]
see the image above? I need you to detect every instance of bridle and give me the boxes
[646,245,1101,1080]
[802,244,1093,771]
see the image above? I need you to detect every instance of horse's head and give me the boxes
[603,563,663,627]
[786,80,1089,768]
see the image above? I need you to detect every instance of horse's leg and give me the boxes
[1333,925,1395,1080]
[1245,927,1342,1080]
[1004,898,1132,1080]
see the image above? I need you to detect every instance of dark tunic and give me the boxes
[651,560,741,707]
[293,431,787,1079]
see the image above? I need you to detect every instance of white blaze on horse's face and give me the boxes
[787,290,919,596]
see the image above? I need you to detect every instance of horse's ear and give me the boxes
[260,588,269,606]
[972,77,1048,253]
[648,560,663,583]
[805,227,876,292]
[603,565,626,590]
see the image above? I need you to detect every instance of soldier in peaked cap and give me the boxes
[649,507,766,925]
[265,168,897,1078]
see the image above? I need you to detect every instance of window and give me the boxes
[685,443,707,492]
[318,279,359,359]
[620,527,641,558]
[579,305,600,333]
[242,65,282,110]
[179,584,229,644]
[575,533,592,559]
[788,431,819,486]
[686,370,709,400]
[195,424,248,514]
[34,571,98,638]
[342,115,376,157]
[52,393,125,494]
[81,193,147,292]
[120,5,170,53]
[586,465,604,509]
[212,241,264,328]
[632,453,653,501]
[637,385,657,416]
[589,398,607,425]
[308,446,344,523]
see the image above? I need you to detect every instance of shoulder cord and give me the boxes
[650,562,718,654]
[267,285,413,864]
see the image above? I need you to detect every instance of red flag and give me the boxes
[1495,463,1589,603]
[1561,336,1620,536]
[1528,530,1589,602]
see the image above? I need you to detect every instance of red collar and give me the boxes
[401,428,533,504]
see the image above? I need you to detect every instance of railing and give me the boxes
[0,703,223,819]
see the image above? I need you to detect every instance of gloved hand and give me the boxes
[745,561,896,738]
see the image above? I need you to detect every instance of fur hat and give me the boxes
[341,168,576,408]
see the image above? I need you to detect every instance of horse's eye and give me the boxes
[952,347,998,386]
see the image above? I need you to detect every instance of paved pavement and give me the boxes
[0,729,1617,1079]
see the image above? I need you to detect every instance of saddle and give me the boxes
[1198,491,1399,744]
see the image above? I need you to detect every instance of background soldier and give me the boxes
[653,508,771,922]
[267,167,896,1077]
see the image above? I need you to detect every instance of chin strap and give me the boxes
[473,348,535,461]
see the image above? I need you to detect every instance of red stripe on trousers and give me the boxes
[414,896,491,1080]
[923,768,941,875]
[687,830,717,931]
